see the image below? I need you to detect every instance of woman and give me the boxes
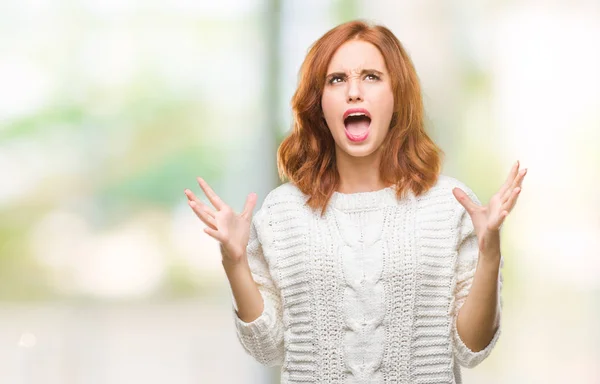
[185,20,526,384]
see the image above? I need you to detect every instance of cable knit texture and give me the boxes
[232,175,503,383]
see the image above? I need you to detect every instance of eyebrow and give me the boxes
[325,69,385,80]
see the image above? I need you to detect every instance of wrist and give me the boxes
[220,243,246,264]
[478,229,500,253]
[222,255,248,271]
[478,230,501,266]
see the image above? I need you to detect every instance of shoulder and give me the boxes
[418,174,481,207]
[252,182,311,256]
[262,182,309,207]
[415,174,481,235]
[252,182,310,231]
[432,174,477,196]
[412,175,480,249]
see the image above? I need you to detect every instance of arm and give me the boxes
[451,188,504,368]
[184,178,285,366]
[228,209,285,367]
[222,251,265,323]
[456,231,501,353]
[451,163,525,367]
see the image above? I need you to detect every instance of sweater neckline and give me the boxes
[329,185,399,212]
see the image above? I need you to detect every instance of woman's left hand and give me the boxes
[452,161,527,251]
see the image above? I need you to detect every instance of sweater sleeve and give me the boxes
[450,185,503,368]
[231,206,285,367]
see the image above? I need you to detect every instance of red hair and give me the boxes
[277,20,443,216]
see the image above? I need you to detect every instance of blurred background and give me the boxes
[0,0,598,383]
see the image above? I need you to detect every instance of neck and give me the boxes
[335,145,389,193]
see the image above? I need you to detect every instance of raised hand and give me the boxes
[452,161,527,251]
[185,177,258,266]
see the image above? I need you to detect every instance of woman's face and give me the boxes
[321,39,394,159]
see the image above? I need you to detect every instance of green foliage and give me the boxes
[0,216,56,301]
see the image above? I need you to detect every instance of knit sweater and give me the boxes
[231,175,503,384]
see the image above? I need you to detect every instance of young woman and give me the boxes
[185,20,526,384]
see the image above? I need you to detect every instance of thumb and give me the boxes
[452,187,476,213]
[241,192,258,218]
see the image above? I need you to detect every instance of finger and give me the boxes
[501,168,527,202]
[189,200,217,230]
[185,189,215,218]
[490,210,509,230]
[502,186,522,213]
[496,210,509,227]
[241,193,258,218]
[452,187,478,213]
[189,201,217,229]
[498,160,520,197]
[197,177,226,210]
[204,226,225,243]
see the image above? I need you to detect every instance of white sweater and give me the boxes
[231,175,503,384]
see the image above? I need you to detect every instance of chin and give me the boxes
[339,141,381,158]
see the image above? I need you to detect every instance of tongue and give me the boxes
[345,119,370,135]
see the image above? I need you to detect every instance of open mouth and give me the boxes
[344,112,371,142]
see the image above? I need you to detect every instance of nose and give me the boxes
[346,76,363,103]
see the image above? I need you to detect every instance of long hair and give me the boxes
[277,20,443,216]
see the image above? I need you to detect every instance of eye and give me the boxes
[328,75,344,84]
[365,73,380,81]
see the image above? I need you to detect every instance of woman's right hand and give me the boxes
[185,177,258,266]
